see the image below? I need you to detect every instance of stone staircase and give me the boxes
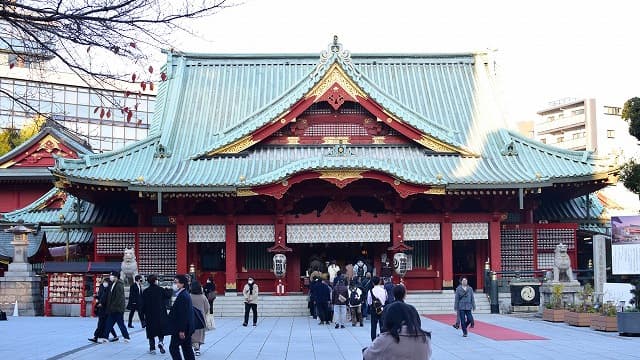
[210,291,492,317]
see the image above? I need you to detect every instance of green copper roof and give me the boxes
[1,188,136,226]
[54,130,612,189]
[53,39,616,191]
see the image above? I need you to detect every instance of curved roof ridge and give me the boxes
[247,155,432,187]
[1,187,62,220]
[55,135,160,170]
[506,129,604,164]
[0,121,93,166]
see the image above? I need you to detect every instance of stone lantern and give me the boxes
[0,220,43,316]
[5,219,35,272]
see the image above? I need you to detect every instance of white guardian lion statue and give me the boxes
[120,247,138,285]
[552,243,574,283]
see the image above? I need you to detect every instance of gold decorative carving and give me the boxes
[322,136,350,144]
[443,280,453,288]
[424,187,446,195]
[225,282,237,290]
[208,136,257,156]
[236,188,258,197]
[53,178,70,189]
[286,137,300,145]
[0,160,16,168]
[37,135,62,152]
[307,63,367,100]
[372,136,385,144]
[318,170,364,181]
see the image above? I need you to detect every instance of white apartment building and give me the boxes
[535,98,640,161]
[535,98,640,214]
[0,41,156,153]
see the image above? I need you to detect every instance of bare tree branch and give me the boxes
[0,0,231,125]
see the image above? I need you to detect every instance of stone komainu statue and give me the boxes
[552,243,574,283]
[120,247,138,285]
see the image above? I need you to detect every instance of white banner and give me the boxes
[603,282,634,306]
[612,244,640,275]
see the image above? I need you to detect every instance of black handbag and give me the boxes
[193,306,206,330]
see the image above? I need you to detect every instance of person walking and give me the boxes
[190,281,210,356]
[332,279,348,328]
[168,274,195,360]
[203,277,216,315]
[362,301,432,360]
[315,278,331,325]
[328,260,340,284]
[99,271,130,343]
[88,277,118,343]
[392,284,406,303]
[360,272,372,320]
[383,277,395,305]
[242,277,259,327]
[347,281,363,327]
[127,274,143,328]
[454,277,476,337]
[141,274,170,355]
[367,276,387,341]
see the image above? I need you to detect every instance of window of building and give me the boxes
[558,113,564,119]
[557,136,564,143]
[548,116,555,121]
[540,138,546,144]
[406,241,429,269]
[607,130,615,138]
[604,106,621,116]
[572,133,580,140]
[572,108,585,116]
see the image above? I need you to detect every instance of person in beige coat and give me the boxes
[190,281,210,356]
[242,277,259,326]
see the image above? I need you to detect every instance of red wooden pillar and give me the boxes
[176,215,188,274]
[225,217,237,293]
[441,214,453,289]
[489,213,502,272]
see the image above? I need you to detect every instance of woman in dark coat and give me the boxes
[141,274,170,354]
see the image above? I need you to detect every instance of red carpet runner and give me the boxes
[424,314,547,341]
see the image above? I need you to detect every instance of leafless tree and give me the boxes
[0,0,229,121]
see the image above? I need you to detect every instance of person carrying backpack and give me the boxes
[367,276,387,341]
[347,281,363,327]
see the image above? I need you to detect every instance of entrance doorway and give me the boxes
[453,240,477,289]
[296,243,384,277]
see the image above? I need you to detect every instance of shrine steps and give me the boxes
[210,292,492,317]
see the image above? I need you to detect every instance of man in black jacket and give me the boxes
[142,274,170,355]
[168,274,195,360]
[127,274,143,328]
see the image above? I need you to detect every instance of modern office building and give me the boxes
[0,41,156,153]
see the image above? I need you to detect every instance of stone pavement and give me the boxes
[0,314,638,360]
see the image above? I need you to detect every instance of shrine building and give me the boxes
[50,38,617,293]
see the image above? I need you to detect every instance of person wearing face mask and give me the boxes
[242,277,259,327]
[168,274,195,360]
[88,277,118,343]
[454,277,476,337]
[98,271,131,343]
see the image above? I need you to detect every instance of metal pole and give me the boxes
[490,271,499,314]
[484,259,490,293]
[65,228,70,261]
